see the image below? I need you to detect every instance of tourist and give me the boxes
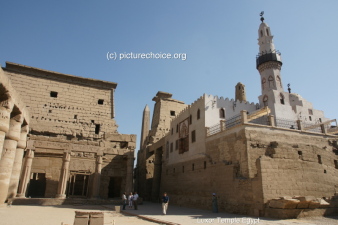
[122,192,127,210]
[212,193,218,213]
[133,192,139,210]
[128,192,133,209]
[162,192,169,215]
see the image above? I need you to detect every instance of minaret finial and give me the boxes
[287,83,291,93]
[260,11,264,22]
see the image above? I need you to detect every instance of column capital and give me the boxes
[0,98,14,133]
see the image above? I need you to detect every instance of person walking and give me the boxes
[128,192,133,209]
[133,192,139,210]
[212,193,218,213]
[122,192,127,210]
[162,192,169,215]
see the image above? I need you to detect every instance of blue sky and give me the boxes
[1,1,338,151]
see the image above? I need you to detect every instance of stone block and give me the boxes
[318,198,330,208]
[89,212,104,225]
[308,199,320,209]
[74,211,89,225]
[269,199,299,209]
[115,205,121,213]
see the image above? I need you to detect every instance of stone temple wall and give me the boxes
[160,124,338,217]
[0,62,136,201]
[3,62,118,138]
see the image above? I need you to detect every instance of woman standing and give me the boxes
[128,192,134,209]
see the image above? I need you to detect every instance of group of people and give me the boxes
[122,192,218,215]
[122,192,139,210]
[121,191,170,215]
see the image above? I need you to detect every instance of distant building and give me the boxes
[0,62,135,203]
[136,16,338,218]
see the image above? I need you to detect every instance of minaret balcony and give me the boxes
[256,51,282,69]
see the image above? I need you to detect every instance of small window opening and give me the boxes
[192,163,195,171]
[266,28,269,36]
[95,124,100,134]
[334,160,338,169]
[74,115,77,119]
[189,115,192,124]
[170,143,173,153]
[50,91,58,98]
[191,130,196,143]
[317,155,322,164]
[319,118,322,123]
[324,170,327,174]
[298,151,303,160]
[91,120,95,123]
[263,95,268,107]
[175,140,178,150]
[182,166,185,173]
[204,161,207,169]
[280,94,285,105]
[309,116,312,121]
[197,109,200,120]
[98,99,104,105]
[170,111,175,116]
[219,108,225,118]
[120,142,128,148]
[49,110,52,113]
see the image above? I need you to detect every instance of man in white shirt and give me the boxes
[133,192,139,210]
[122,192,127,210]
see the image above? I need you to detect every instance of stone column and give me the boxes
[321,124,327,134]
[0,112,23,203]
[241,110,248,124]
[7,124,29,199]
[0,98,14,160]
[91,154,103,199]
[125,151,134,194]
[297,120,303,131]
[16,149,34,198]
[268,115,275,127]
[55,152,71,199]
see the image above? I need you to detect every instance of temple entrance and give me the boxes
[67,172,90,197]
[27,173,46,198]
[108,177,122,198]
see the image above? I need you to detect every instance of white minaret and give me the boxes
[256,13,287,111]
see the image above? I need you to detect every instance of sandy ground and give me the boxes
[0,204,159,225]
[1,203,337,225]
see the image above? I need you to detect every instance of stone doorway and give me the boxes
[67,173,90,197]
[27,173,46,198]
[108,177,122,198]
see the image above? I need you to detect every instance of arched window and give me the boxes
[263,95,268,107]
[260,30,263,37]
[276,75,282,88]
[266,28,269,36]
[262,78,266,90]
[197,109,200,120]
[280,93,285,105]
[219,108,225,118]
[268,75,274,88]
